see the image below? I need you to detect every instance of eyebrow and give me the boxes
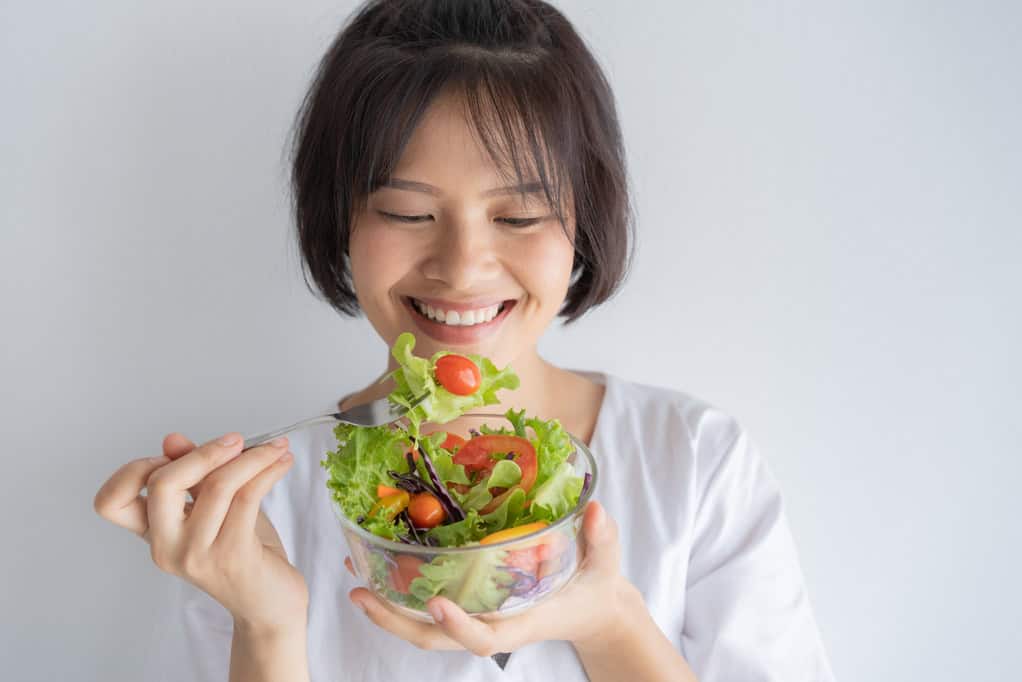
[381,178,546,198]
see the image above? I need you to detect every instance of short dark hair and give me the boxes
[290,0,633,322]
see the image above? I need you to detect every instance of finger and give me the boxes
[349,588,461,651]
[426,597,515,657]
[162,432,203,500]
[344,556,356,577]
[217,444,294,544]
[185,438,290,546]
[580,501,620,574]
[94,456,171,537]
[145,433,244,541]
[162,433,196,460]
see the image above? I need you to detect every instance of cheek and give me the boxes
[514,231,575,306]
[348,225,416,305]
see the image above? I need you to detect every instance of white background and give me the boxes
[3,1,1020,680]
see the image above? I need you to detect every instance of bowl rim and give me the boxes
[330,420,599,555]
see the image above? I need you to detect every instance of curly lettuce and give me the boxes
[388,332,519,436]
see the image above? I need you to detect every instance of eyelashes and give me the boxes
[377,211,544,228]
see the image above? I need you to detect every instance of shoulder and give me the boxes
[596,373,746,460]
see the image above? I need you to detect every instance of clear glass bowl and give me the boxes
[330,414,598,622]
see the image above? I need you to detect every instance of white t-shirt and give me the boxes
[144,373,835,681]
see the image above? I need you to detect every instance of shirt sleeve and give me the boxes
[681,424,835,682]
[142,574,233,682]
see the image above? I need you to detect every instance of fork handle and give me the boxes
[242,414,340,451]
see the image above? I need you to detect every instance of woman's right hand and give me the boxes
[94,432,308,636]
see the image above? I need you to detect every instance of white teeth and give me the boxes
[413,299,504,327]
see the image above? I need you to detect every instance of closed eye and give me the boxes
[377,211,547,227]
[498,217,544,228]
[378,211,432,224]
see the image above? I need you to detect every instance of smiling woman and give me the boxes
[290,1,632,329]
[92,2,835,681]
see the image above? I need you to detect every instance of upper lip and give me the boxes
[405,296,514,312]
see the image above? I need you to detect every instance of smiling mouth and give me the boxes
[406,297,514,327]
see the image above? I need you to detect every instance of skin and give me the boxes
[93,89,696,681]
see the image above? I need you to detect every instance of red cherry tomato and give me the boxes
[389,554,424,594]
[407,493,446,529]
[454,434,537,492]
[434,354,482,395]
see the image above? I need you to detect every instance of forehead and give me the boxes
[389,88,545,193]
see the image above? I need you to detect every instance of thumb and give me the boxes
[580,501,620,575]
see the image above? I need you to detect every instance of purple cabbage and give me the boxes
[417,444,466,522]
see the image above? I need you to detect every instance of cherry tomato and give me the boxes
[454,435,538,492]
[479,521,548,545]
[367,491,410,522]
[434,354,482,395]
[376,484,401,498]
[407,492,446,529]
[389,554,424,594]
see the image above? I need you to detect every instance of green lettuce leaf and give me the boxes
[415,431,471,486]
[409,549,513,612]
[425,509,486,546]
[525,462,584,523]
[388,332,519,436]
[524,416,574,488]
[481,487,528,533]
[320,423,411,541]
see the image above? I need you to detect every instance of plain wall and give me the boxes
[3,1,1020,680]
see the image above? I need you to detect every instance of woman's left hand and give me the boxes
[345,501,640,657]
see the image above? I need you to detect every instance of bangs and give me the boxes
[352,46,577,226]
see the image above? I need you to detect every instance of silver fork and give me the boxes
[241,393,428,451]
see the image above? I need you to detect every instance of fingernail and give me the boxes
[270,436,288,448]
[278,451,293,463]
[352,598,368,615]
[428,601,445,623]
[218,433,240,446]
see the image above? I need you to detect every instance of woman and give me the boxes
[94,1,834,680]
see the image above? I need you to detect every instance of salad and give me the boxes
[321,332,592,614]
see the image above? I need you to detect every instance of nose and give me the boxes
[420,216,501,292]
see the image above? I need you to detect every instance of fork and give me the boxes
[241,393,428,451]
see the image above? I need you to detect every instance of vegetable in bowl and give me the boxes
[321,333,595,618]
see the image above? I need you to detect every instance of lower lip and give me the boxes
[402,298,516,345]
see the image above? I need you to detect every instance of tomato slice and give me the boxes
[422,431,466,453]
[453,434,537,492]
[439,432,466,452]
[434,354,482,395]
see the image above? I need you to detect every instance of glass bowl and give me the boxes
[330,414,598,622]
